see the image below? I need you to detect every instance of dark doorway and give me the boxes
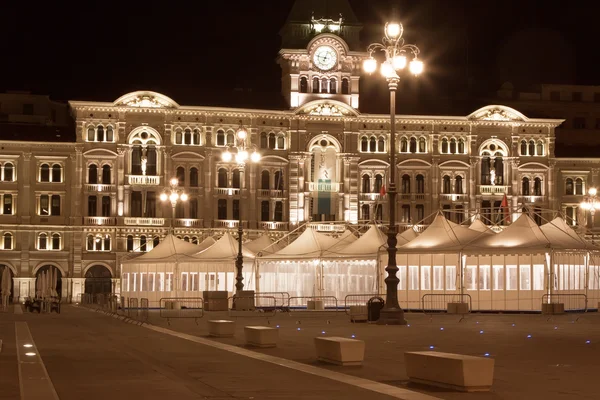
[84,265,112,295]
[35,265,62,298]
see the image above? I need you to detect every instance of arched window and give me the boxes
[106,126,114,142]
[176,166,185,186]
[232,169,241,188]
[419,138,426,153]
[131,145,142,174]
[529,140,535,156]
[140,235,147,252]
[521,140,527,155]
[184,129,192,145]
[374,174,383,193]
[443,175,451,194]
[226,132,234,145]
[312,77,320,93]
[260,132,268,149]
[522,177,530,195]
[39,233,47,250]
[537,141,544,156]
[217,168,227,188]
[103,235,111,250]
[277,135,285,149]
[52,233,60,250]
[87,126,95,141]
[341,78,349,94]
[268,133,276,149]
[377,137,385,152]
[321,77,328,93]
[458,139,465,154]
[441,138,448,154]
[329,78,337,94]
[361,137,368,152]
[416,174,424,193]
[189,168,199,187]
[275,170,284,190]
[575,178,584,195]
[87,235,94,251]
[369,137,376,152]
[102,165,111,184]
[153,236,160,247]
[400,137,408,153]
[494,155,504,185]
[300,77,308,93]
[361,204,370,221]
[565,178,574,195]
[175,130,182,144]
[274,201,283,221]
[407,137,416,153]
[216,130,225,146]
[361,174,370,193]
[192,129,200,145]
[40,164,50,182]
[97,126,104,142]
[450,138,457,154]
[88,165,98,184]
[183,236,190,242]
[534,177,542,196]
[3,163,14,181]
[3,232,12,249]
[147,145,158,175]
[261,201,269,221]
[127,235,134,252]
[455,176,463,194]
[192,236,198,245]
[261,170,270,190]
[52,164,62,182]
[401,174,411,194]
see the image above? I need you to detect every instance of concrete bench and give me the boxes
[314,336,365,366]
[349,305,367,322]
[307,300,324,310]
[208,320,235,338]
[405,351,494,392]
[244,326,278,348]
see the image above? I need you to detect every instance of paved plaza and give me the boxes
[1,305,600,399]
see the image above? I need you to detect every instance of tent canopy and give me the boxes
[245,234,285,255]
[121,234,206,264]
[329,225,387,258]
[539,216,599,251]
[194,232,255,260]
[261,227,345,259]
[400,214,487,252]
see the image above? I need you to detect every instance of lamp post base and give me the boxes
[376,307,407,325]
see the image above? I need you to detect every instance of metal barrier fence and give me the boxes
[228,295,277,318]
[255,292,290,310]
[421,294,472,313]
[287,296,339,314]
[139,298,149,321]
[128,298,139,319]
[159,297,204,323]
[343,294,383,315]
[543,293,588,311]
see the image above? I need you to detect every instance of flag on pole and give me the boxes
[380,184,386,197]
[500,193,510,225]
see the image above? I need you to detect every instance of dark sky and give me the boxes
[3,0,599,114]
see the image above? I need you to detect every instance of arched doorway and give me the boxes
[84,265,112,295]
[35,265,62,298]
[0,265,14,305]
[308,135,341,222]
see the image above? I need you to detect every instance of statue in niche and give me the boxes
[141,147,148,176]
[319,153,329,179]
[490,169,496,186]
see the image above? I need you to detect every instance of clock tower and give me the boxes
[278,0,366,110]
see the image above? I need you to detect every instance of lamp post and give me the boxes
[160,177,188,231]
[363,21,423,325]
[580,187,600,242]
[221,126,261,292]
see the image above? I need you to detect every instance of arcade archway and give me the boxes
[84,265,112,295]
[35,265,62,298]
[0,265,14,305]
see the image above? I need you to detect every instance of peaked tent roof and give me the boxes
[467,213,550,251]
[469,219,496,234]
[323,230,358,255]
[332,225,387,257]
[121,234,204,264]
[540,217,599,250]
[400,214,486,252]
[261,227,342,259]
[194,232,255,260]
[196,237,217,253]
[245,234,285,255]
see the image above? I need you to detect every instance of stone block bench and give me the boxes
[314,336,365,366]
[244,326,278,348]
[208,320,235,338]
[307,300,324,310]
[405,351,494,392]
[349,305,367,322]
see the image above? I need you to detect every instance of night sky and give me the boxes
[3,0,599,114]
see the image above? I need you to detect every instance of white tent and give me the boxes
[242,234,284,256]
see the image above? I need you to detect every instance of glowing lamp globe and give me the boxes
[159,193,168,202]
[237,128,247,140]
[409,59,424,75]
[392,54,407,70]
[222,150,232,162]
[170,178,179,186]
[169,193,179,202]
[180,193,188,202]
[250,151,261,162]
[380,61,396,79]
[386,23,401,39]
[589,187,597,196]
[363,58,377,74]
[581,202,591,210]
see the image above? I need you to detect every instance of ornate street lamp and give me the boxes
[221,126,261,292]
[160,177,188,231]
[580,187,600,241]
[363,21,423,325]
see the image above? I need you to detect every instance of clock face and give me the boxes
[313,46,337,71]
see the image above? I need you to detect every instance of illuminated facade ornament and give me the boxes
[308,104,345,116]
[125,95,170,108]
[469,105,526,122]
[482,109,511,121]
[311,13,343,33]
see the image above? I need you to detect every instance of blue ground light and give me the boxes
[586,340,591,344]
[429,345,435,349]
[440,327,444,331]
[527,334,532,338]
[480,330,484,334]
[484,353,490,357]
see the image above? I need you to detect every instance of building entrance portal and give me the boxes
[84,265,112,296]
[309,136,340,222]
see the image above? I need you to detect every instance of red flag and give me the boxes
[500,193,510,224]
[380,184,386,197]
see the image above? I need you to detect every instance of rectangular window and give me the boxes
[51,195,61,215]
[131,191,142,217]
[533,264,544,290]
[190,272,199,291]
[157,272,164,291]
[181,272,188,291]
[148,273,155,292]
[520,265,531,290]
[101,196,111,217]
[464,266,477,290]
[233,199,240,220]
[479,265,490,290]
[420,266,431,290]
[398,265,407,290]
[122,273,129,292]
[165,273,173,292]
[433,265,444,290]
[40,195,49,215]
[408,266,419,290]
[445,265,456,290]
[493,265,504,290]
[88,196,97,216]
[218,199,227,219]
[506,265,518,290]
[3,194,13,214]
[402,205,411,223]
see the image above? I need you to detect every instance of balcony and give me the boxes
[306,182,341,192]
[439,194,468,202]
[519,195,545,203]
[479,185,509,195]
[260,221,289,231]
[84,217,116,225]
[175,218,203,227]
[359,193,382,201]
[128,175,161,186]
[258,189,286,198]
[124,217,165,226]
[85,184,116,192]
[214,188,240,196]
[213,220,248,229]
[308,222,346,232]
